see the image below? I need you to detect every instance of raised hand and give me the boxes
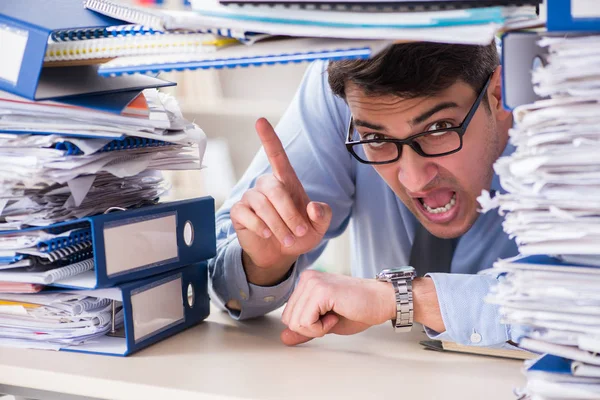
[230,118,332,285]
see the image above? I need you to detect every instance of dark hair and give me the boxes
[327,41,499,102]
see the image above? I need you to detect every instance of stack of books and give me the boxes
[481,3,600,398]
[0,0,216,356]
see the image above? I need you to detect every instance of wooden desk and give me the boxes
[0,305,524,400]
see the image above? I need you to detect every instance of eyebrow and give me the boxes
[353,119,386,131]
[411,102,460,125]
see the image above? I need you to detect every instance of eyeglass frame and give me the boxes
[345,73,493,165]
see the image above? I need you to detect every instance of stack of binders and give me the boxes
[482,1,600,398]
[0,1,217,356]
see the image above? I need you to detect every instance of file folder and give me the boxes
[0,0,174,100]
[2,197,216,289]
[547,0,600,32]
[501,31,548,110]
[63,262,210,356]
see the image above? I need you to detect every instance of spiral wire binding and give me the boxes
[54,137,173,156]
[37,229,92,252]
[43,241,93,263]
[43,258,95,284]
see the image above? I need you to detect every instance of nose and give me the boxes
[396,146,439,193]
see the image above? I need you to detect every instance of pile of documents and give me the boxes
[0,292,120,350]
[0,0,214,356]
[79,0,542,76]
[0,89,206,230]
[480,34,600,399]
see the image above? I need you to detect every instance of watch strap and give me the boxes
[392,278,413,332]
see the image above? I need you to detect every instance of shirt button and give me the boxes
[263,296,276,303]
[239,290,248,300]
[470,332,482,344]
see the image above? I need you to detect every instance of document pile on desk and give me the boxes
[82,0,542,76]
[0,0,215,356]
[0,292,121,350]
[481,33,600,399]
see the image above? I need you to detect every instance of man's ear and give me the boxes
[488,66,512,121]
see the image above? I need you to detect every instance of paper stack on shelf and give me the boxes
[481,32,600,399]
[82,0,542,76]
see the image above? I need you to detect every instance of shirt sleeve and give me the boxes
[207,60,355,320]
[422,273,518,349]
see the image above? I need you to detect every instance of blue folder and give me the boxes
[62,262,210,356]
[547,0,600,32]
[0,0,174,100]
[1,197,217,289]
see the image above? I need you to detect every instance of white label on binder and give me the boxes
[0,25,28,85]
[572,0,600,17]
[131,274,184,343]
[103,212,179,276]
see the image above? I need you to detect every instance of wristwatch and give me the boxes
[376,266,416,333]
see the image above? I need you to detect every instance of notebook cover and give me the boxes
[0,0,125,32]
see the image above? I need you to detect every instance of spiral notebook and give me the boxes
[44,33,238,64]
[98,37,391,76]
[0,258,95,285]
[83,0,266,43]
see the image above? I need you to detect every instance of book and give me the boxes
[420,339,537,360]
[44,33,238,64]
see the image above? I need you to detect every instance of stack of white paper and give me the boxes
[0,89,206,231]
[0,292,123,350]
[481,34,600,399]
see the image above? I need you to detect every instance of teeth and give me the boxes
[422,194,457,214]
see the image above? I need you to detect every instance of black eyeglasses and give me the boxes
[345,74,493,165]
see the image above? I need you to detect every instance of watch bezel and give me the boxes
[376,266,416,281]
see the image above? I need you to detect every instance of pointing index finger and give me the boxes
[256,118,301,185]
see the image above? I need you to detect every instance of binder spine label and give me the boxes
[103,211,179,277]
[0,24,29,85]
[572,0,600,18]
[130,273,185,343]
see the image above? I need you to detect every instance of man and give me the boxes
[208,41,518,347]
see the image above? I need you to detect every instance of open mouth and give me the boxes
[414,191,460,224]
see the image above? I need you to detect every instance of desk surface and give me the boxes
[0,305,524,400]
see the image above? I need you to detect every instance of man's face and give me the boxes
[345,72,510,238]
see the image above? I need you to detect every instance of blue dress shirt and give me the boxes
[208,60,519,348]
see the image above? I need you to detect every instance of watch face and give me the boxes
[377,266,416,280]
